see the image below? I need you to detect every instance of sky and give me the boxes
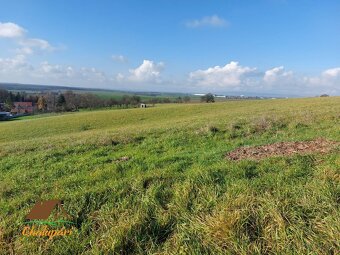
[0,0,339,96]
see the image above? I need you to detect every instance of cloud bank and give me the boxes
[189,61,339,95]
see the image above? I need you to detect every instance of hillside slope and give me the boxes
[0,97,339,254]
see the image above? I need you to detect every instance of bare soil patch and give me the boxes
[226,138,339,161]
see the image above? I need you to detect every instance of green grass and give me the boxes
[0,97,339,254]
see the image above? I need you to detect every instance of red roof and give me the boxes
[14,102,33,107]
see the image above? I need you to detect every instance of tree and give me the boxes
[107,98,118,107]
[0,89,10,102]
[56,94,66,111]
[37,96,47,111]
[183,96,191,103]
[121,95,131,107]
[175,97,183,103]
[201,93,215,103]
[162,98,171,103]
[64,90,79,111]
[131,95,141,106]
[45,93,57,112]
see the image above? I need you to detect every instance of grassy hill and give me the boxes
[0,97,339,254]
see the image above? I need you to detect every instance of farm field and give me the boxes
[0,97,339,254]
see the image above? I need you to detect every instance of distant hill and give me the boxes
[0,82,125,93]
[0,83,192,98]
[0,82,300,98]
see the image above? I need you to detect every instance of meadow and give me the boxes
[0,97,339,254]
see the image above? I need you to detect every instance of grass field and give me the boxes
[0,97,339,254]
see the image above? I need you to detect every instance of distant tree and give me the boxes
[79,93,101,109]
[183,96,191,103]
[64,90,79,111]
[56,94,66,111]
[175,97,183,103]
[162,98,171,103]
[149,98,159,106]
[37,96,47,111]
[56,94,66,106]
[121,95,131,107]
[1,103,11,112]
[201,93,215,103]
[107,98,118,107]
[0,89,9,102]
[45,93,57,112]
[15,92,21,101]
[131,95,141,106]
[320,94,329,97]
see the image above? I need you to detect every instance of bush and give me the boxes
[250,116,288,134]
[201,93,215,103]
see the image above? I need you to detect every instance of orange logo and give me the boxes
[22,200,75,239]
[26,200,69,221]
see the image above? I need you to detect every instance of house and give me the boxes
[140,103,147,108]
[11,102,34,114]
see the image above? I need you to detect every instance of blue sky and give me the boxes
[0,0,339,96]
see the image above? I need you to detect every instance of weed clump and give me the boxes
[250,116,288,134]
[80,124,91,131]
[289,111,316,129]
[228,119,248,138]
[196,125,220,135]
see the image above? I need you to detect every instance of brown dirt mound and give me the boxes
[226,138,339,161]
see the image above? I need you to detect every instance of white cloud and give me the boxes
[19,38,54,52]
[16,47,34,55]
[0,54,108,86]
[0,22,26,38]
[305,67,340,94]
[186,15,228,28]
[264,66,293,83]
[189,61,256,88]
[0,22,55,56]
[322,67,340,78]
[0,55,32,73]
[33,62,107,83]
[15,38,55,56]
[128,60,164,82]
[112,55,128,63]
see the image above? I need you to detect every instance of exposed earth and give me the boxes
[226,138,339,161]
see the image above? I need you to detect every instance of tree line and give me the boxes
[0,89,192,113]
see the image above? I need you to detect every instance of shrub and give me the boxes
[196,125,219,135]
[250,116,288,134]
[201,93,215,103]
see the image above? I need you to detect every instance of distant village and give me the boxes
[0,89,145,120]
[0,88,190,120]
